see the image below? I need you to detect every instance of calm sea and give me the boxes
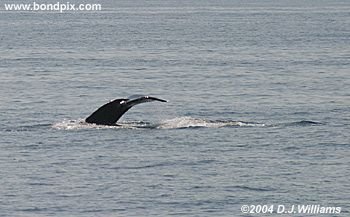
[0,0,349,216]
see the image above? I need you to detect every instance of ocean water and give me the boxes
[0,0,349,216]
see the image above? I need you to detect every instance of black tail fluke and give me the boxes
[85,95,167,126]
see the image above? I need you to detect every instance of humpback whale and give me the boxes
[85,95,167,126]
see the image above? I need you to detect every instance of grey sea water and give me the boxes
[0,0,349,216]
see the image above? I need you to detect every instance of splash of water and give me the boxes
[156,116,265,129]
[52,117,266,130]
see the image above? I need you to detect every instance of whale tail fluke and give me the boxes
[85,95,167,126]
